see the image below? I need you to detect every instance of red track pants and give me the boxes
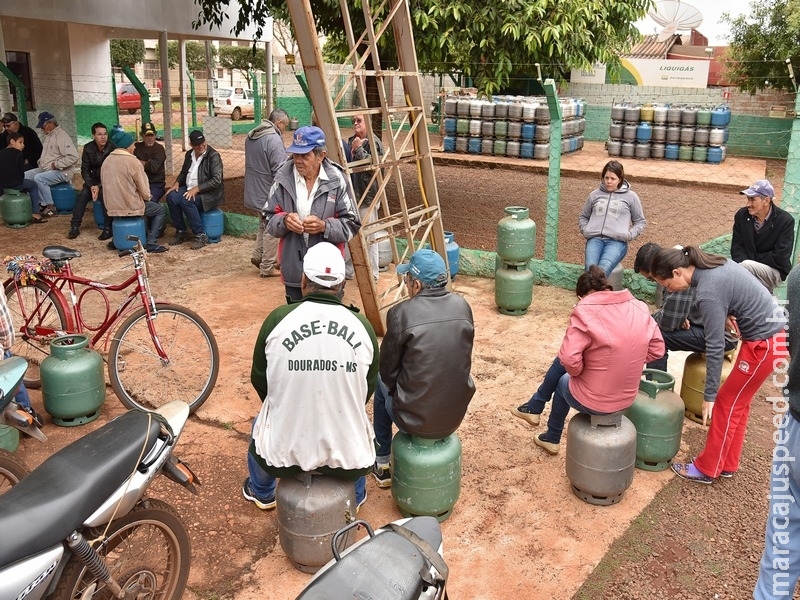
[694,331,787,478]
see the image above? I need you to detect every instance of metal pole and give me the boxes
[159,30,173,174]
[265,39,273,115]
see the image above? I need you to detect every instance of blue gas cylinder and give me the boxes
[444,231,459,279]
[51,183,76,214]
[521,123,535,143]
[707,146,723,164]
[92,200,105,229]
[520,142,534,159]
[443,117,457,136]
[636,122,652,142]
[201,208,224,243]
[443,136,456,153]
[111,216,146,251]
[710,106,731,127]
[664,144,679,160]
[468,137,481,154]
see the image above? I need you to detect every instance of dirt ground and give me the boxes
[1,155,790,599]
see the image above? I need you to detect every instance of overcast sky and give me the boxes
[636,0,754,45]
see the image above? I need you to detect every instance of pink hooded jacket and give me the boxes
[558,289,664,413]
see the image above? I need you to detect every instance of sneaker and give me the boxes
[511,404,540,426]
[169,231,190,246]
[98,228,113,241]
[250,257,261,269]
[671,462,714,485]
[67,226,80,239]
[107,240,117,251]
[372,463,392,488]
[146,244,168,254]
[40,205,56,217]
[534,433,560,455]
[190,233,209,250]
[242,478,276,510]
[260,268,278,278]
[719,470,735,478]
[356,490,368,514]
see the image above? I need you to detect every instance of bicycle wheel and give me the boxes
[0,449,29,495]
[3,280,70,389]
[53,498,191,600]
[108,303,219,413]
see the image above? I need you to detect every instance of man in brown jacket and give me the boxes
[101,129,167,253]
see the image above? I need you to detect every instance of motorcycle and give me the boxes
[297,516,448,600]
[0,355,47,491]
[0,400,199,599]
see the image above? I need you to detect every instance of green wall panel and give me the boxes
[75,104,119,137]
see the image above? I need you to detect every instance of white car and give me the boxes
[213,86,255,121]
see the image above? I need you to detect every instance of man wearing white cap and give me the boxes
[264,125,360,303]
[244,242,379,511]
[731,179,794,292]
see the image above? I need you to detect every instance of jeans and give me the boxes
[3,350,32,411]
[543,373,601,443]
[72,186,110,229]
[374,377,407,461]
[584,237,628,276]
[647,324,738,372]
[753,411,800,599]
[142,201,167,246]
[166,187,205,235]
[247,441,367,505]
[149,183,165,203]
[24,168,71,207]
[525,357,567,414]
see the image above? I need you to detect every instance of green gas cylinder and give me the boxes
[41,334,106,426]
[495,263,534,316]
[497,206,536,265]
[0,425,20,453]
[680,350,736,425]
[1,189,32,228]
[391,432,461,523]
[624,369,684,471]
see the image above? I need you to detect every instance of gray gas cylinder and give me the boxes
[565,412,637,506]
[276,473,357,573]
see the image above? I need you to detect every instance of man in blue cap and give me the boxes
[730,178,794,292]
[264,125,360,303]
[372,248,476,487]
[23,111,78,217]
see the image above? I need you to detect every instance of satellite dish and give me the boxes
[648,0,703,43]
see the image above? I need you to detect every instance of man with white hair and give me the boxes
[243,242,379,511]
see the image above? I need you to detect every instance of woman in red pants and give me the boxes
[649,245,787,484]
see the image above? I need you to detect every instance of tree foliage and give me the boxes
[110,39,145,68]
[155,41,217,72]
[721,0,800,92]
[192,0,652,97]
[218,45,267,86]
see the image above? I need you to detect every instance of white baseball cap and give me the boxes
[303,242,345,287]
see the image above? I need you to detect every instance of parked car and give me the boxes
[213,86,255,121]
[116,83,160,114]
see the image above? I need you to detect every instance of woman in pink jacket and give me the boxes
[512,266,665,455]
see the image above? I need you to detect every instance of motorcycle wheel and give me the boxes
[53,498,191,600]
[0,449,29,494]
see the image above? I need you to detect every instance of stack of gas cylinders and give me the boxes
[442,95,586,159]
[606,103,731,163]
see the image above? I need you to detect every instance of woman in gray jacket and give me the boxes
[578,160,646,276]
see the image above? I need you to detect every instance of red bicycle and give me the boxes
[3,239,219,414]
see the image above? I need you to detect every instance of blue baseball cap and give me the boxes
[396,249,448,287]
[740,179,775,199]
[36,111,56,129]
[287,126,326,154]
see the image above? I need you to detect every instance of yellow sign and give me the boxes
[285,54,296,65]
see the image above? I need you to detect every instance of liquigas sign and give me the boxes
[571,58,710,88]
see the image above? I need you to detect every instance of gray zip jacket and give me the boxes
[244,121,286,212]
[578,179,646,242]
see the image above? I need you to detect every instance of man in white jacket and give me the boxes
[24,111,78,216]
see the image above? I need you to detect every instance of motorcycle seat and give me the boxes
[297,516,444,600]
[0,409,162,566]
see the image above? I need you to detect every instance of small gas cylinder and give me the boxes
[444,231,459,279]
[50,183,76,215]
[201,208,224,243]
[497,206,536,266]
[111,216,146,251]
[1,189,32,228]
[680,350,736,425]
[495,264,534,316]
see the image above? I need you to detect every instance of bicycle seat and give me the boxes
[42,246,82,261]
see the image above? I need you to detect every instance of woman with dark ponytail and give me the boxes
[512,266,664,455]
[650,245,787,484]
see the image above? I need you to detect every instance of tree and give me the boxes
[110,39,145,69]
[192,0,652,97]
[721,0,800,92]
[218,45,266,87]
[155,41,217,73]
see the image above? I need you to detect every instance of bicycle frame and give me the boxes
[4,246,166,357]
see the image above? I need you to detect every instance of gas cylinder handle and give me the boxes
[639,369,676,398]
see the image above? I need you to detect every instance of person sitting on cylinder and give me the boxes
[633,242,739,372]
[578,160,646,276]
[511,266,664,455]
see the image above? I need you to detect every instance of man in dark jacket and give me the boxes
[264,126,360,302]
[372,249,476,488]
[0,112,42,170]
[68,122,115,239]
[165,130,224,250]
[133,122,167,202]
[730,179,795,292]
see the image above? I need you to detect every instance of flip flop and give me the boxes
[671,462,714,485]
[30,217,48,224]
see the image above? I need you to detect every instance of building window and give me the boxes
[5,51,34,111]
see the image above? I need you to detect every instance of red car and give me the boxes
[117,83,160,114]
